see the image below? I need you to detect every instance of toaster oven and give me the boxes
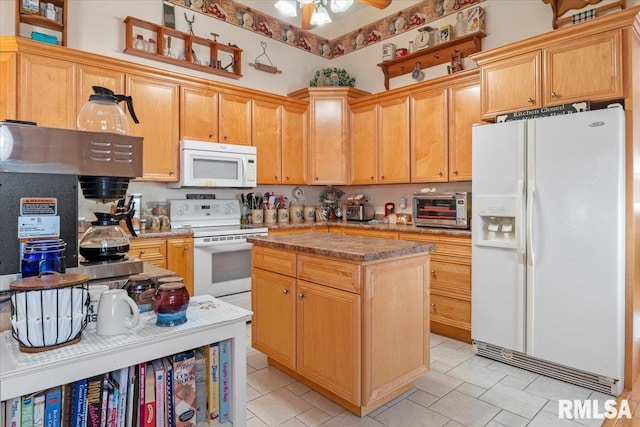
[412,192,471,229]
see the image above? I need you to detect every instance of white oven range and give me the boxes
[169,199,267,311]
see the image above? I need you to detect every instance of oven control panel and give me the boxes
[169,199,240,228]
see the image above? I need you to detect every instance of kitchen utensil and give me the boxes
[77,86,139,135]
[165,36,175,57]
[411,62,425,81]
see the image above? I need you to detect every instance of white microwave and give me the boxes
[167,140,257,188]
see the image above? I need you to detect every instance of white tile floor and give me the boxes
[244,324,639,427]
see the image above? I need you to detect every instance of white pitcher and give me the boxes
[96,289,140,336]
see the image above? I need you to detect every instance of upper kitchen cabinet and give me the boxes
[125,73,179,181]
[0,50,17,121]
[448,79,480,181]
[281,102,307,185]
[350,95,410,184]
[179,84,219,142]
[411,70,480,183]
[473,28,623,120]
[410,87,448,183]
[18,53,76,128]
[252,97,307,185]
[289,87,369,185]
[76,64,126,114]
[252,98,282,184]
[218,92,252,145]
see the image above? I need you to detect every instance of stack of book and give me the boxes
[3,340,232,427]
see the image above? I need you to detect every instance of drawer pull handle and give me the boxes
[184,246,188,251]
[282,288,289,295]
[140,250,145,255]
[298,292,305,300]
[430,270,436,276]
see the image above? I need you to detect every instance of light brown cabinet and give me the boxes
[289,87,369,185]
[179,84,219,141]
[410,71,480,183]
[281,102,307,184]
[76,64,126,113]
[350,96,410,184]
[129,236,194,296]
[475,29,623,120]
[219,92,252,145]
[125,73,180,181]
[399,232,471,342]
[18,53,76,128]
[0,51,17,121]
[251,244,429,415]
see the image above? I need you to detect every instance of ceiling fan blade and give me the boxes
[301,3,315,30]
[356,0,392,9]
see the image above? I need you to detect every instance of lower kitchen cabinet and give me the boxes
[399,232,471,342]
[129,236,194,296]
[251,245,429,415]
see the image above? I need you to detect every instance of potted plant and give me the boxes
[309,68,355,87]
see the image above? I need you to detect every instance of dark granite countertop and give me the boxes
[247,233,436,262]
[265,221,472,238]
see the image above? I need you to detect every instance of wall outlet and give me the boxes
[399,196,407,209]
[364,194,373,205]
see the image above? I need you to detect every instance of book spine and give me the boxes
[6,396,21,427]
[44,387,61,427]
[219,341,230,424]
[116,367,129,427]
[138,363,145,427]
[162,358,174,427]
[71,379,88,427]
[194,350,206,423]
[100,374,114,427]
[61,384,72,427]
[151,359,165,427]
[206,343,220,425]
[32,393,45,427]
[86,375,104,427]
[125,366,136,427]
[143,363,155,427]
[21,394,33,427]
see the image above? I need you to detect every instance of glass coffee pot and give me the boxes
[77,86,139,135]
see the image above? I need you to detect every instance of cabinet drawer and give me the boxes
[430,292,471,330]
[430,258,471,294]
[297,255,361,293]
[253,246,297,276]
[398,233,470,258]
[129,239,166,261]
[342,228,398,240]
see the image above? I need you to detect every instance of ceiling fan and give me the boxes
[275,0,392,30]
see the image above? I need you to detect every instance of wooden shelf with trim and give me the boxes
[16,0,67,46]
[377,31,485,90]
[123,16,242,79]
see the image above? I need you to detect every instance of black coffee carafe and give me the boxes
[79,197,138,262]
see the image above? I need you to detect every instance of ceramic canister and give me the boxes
[152,282,190,327]
[382,43,396,61]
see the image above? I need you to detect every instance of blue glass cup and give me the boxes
[21,239,67,278]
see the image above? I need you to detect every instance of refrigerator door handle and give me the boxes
[516,179,525,265]
[527,182,535,266]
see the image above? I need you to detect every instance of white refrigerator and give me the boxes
[471,106,625,395]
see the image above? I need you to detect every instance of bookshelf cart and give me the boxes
[0,294,251,426]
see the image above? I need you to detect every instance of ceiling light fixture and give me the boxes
[275,0,297,17]
[330,0,353,13]
[310,2,332,25]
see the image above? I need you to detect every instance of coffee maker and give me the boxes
[0,122,144,290]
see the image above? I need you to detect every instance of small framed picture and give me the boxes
[163,1,176,29]
[440,25,452,42]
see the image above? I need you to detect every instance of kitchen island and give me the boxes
[247,233,435,416]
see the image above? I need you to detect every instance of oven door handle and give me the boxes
[193,241,253,252]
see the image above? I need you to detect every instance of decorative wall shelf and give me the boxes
[377,31,485,90]
[123,16,242,79]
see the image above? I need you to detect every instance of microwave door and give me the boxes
[189,152,243,187]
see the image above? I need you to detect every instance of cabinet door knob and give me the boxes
[169,169,175,175]
[140,250,145,255]
[430,270,436,276]
[275,175,279,180]
[285,176,289,180]
[282,288,289,295]
[209,132,215,138]
[550,91,557,98]
[438,171,443,177]
[527,97,535,103]
[452,170,458,176]
[223,135,228,140]
[298,292,305,300]
[370,176,374,180]
[183,246,188,251]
